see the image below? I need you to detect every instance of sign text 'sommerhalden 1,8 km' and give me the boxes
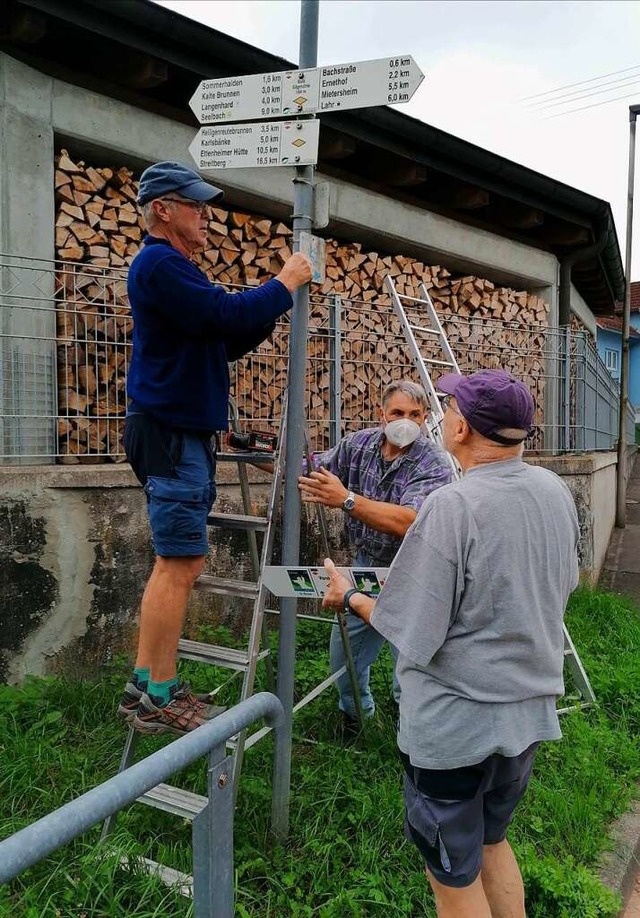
[189,56,424,125]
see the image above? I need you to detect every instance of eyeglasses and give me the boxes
[160,197,209,214]
[441,395,463,417]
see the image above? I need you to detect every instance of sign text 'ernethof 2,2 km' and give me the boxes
[189,56,424,124]
[188,119,320,171]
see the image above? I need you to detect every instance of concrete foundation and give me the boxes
[0,451,625,684]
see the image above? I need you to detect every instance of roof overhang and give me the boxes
[2,0,625,316]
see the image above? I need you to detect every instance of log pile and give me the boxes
[54,150,550,457]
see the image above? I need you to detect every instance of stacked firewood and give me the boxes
[54,150,550,458]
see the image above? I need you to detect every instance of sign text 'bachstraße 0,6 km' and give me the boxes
[189,56,425,125]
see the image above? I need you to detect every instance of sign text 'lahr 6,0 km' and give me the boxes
[188,119,320,171]
[189,56,424,124]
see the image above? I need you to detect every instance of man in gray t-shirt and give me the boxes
[322,369,579,918]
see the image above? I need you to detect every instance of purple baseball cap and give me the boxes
[438,369,535,445]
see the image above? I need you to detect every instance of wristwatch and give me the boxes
[342,490,356,512]
[343,587,363,616]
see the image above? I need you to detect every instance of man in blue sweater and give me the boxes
[118,161,311,735]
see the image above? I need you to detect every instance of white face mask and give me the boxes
[384,418,421,448]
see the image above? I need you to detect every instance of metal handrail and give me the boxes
[0,692,286,918]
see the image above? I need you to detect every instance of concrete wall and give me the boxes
[0,451,627,684]
[0,463,350,685]
[527,451,626,584]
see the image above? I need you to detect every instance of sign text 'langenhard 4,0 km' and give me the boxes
[188,120,320,171]
[189,56,424,124]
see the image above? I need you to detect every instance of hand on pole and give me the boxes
[322,558,353,610]
[299,467,349,508]
[276,252,312,293]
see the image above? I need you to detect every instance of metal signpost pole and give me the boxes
[188,21,425,837]
[616,103,640,528]
[272,0,319,838]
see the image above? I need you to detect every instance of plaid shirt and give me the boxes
[316,427,453,565]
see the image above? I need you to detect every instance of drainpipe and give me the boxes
[557,231,610,451]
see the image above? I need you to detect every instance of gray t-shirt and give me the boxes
[371,457,580,769]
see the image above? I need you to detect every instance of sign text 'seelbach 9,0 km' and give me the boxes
[189,56,424,125]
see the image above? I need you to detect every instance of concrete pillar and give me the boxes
[0,55,56,464]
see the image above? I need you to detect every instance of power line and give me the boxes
[542,89,640,119]
[526,72,640,110]
[531,76,640,113]
[519,63,640,102]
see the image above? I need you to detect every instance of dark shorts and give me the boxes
[123,413,216,557]
[401,742,538,888]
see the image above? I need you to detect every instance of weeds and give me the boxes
[0,586,638,916]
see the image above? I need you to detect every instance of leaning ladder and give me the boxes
[384,275,596,713]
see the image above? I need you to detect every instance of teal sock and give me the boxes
[133,667,150,689]
[148,677,179,706]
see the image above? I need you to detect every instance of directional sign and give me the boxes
[189,55,424,124]
[189,119,320,171]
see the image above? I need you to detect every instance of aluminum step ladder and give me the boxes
[102,398,364,849]
[384,275,596,713]
[101,404,287,840]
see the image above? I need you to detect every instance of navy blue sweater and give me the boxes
[126,236,293,431]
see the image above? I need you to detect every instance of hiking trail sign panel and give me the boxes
[189,56,424,125]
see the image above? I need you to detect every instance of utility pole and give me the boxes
[616,103,640,528]
[272,0,319,838]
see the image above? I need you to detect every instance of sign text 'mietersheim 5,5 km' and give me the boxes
[189,56,424,125]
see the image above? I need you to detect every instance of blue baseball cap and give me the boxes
[137,161,224,205]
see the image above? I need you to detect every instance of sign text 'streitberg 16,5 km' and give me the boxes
[189,56,424,124]
[189,119,320,171]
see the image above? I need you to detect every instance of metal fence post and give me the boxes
[271,698,289,839]
[192,742,235,918]
[562,326,571,451]
[328,294,342,448]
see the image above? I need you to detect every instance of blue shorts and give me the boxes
[401,742,538,888]
[123,413,216,557]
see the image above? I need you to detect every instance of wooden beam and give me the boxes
[545,224,590,245]
[319,130,357,161]
[386,161,428,187]
[111,54,169,90]
[494,202,544,229]
[0,8,46,43]
[451,185,490,210]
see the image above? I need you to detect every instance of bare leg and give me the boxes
[135,555,205,682]
[426,869,492,918]
[481,839,526,918]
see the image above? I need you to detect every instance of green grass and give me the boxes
[0,587,638,916]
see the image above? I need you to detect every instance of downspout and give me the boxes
[557,229,610,452]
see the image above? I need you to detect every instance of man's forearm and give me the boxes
[350,495,416,538]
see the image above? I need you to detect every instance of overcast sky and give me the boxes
[154,0,640,280]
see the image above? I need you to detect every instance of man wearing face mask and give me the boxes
[298,380,453,732]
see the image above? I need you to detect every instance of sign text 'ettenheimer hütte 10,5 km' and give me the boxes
[189,119,320,172]
[189,56,425,126]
